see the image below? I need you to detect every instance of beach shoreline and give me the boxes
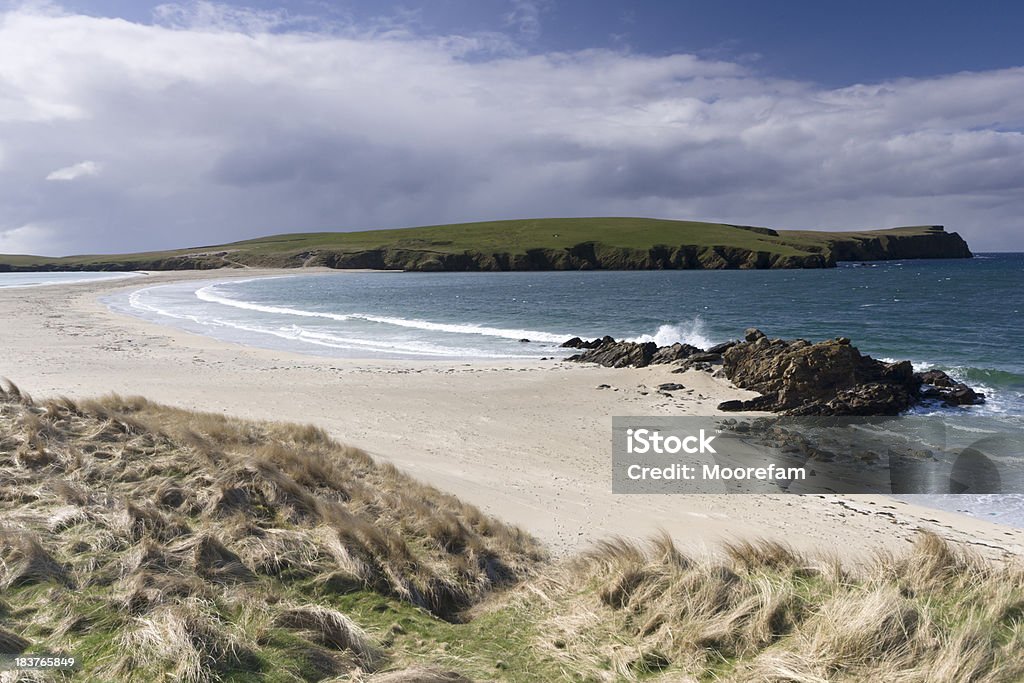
[2,268,1022,561]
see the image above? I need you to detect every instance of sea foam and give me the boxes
[628,319,715,350]
[196,283,572,343]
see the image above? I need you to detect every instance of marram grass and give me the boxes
[1,380,1021,682]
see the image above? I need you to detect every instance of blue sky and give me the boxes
[61,0,1024,85]
[1,1,1022,254]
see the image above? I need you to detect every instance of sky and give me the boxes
[1,1,1022,255]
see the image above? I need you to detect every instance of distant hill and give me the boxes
[0,218,972,272]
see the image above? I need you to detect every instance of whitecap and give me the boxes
[627,318,715,350]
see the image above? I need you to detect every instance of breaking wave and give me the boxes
[195,284,571,344]
[627,318,715,350]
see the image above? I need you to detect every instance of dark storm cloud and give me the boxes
[0,2,1022,255]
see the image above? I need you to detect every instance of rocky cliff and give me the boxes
[807,225,973,263]
[0,223,973,273]
[308,244,831,271]
[258,227,972,271]
[0,245,833,272]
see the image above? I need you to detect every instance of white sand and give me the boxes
[3,269,1022,561]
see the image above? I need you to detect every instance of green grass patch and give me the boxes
[0,218,967,271]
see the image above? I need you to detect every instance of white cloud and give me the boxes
[0,2,1021,255]
[151,0,340,34]
[46,160,101,181]
[0,223,57,255]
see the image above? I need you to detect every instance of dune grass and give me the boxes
[0,380,544,681]
[1,380,1022,682]
[524,533,1024,681]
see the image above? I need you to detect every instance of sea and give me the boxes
[10,256,1024,526]
[107,255,1023,411]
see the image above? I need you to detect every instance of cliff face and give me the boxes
[309,244,830,272]
[299,226,971,271]
[816,226,973,263]
[0,224,974,273]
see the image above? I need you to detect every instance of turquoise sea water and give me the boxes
[108,255,1024,526]
[114,255,1024,409]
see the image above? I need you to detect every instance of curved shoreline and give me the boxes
[109,274,567,361]
[1,269,1022,561]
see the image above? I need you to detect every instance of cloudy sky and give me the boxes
[1,1,1022,255]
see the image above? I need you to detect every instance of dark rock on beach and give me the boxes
[718,331,913,414]
[917,369,984,406]
[565,337,700,368]
[706,340,738,355]
[567,340,658,368]
[744,328,766,342]
[563,326,985,416]
[717,330,985,415]
[561,336,615,350]
[918,369,957,388]
[651,343,702,364]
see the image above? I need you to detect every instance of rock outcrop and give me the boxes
[562,336,615,350]
[563,329,985,416]
[562,337,701,368]
[917,370,985,406]
[716,334,917,415]
[718,331,984,415]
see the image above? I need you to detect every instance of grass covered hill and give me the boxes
[0,218,972,272]
[2,380,1023,681]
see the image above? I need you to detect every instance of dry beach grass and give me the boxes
[528,534,1024,681]
[2,380,1024,681]
[0,380,542,681]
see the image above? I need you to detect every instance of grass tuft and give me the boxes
[0,388,544,680]
[1,386,1021,681]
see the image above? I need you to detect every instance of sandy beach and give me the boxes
[2,268,1022,561]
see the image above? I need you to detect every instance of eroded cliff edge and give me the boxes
[0,222,973,272]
